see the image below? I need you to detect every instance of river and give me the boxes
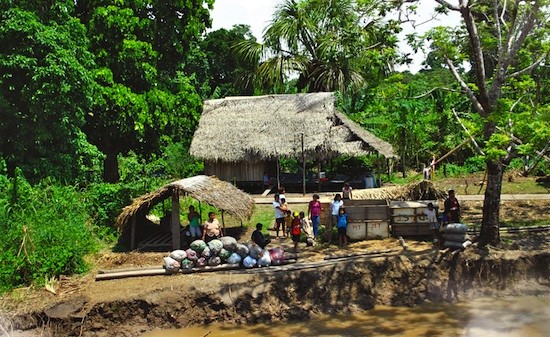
[141,294,550,337]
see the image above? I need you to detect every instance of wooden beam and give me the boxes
[171,188,181,250]
[130,216,137,250]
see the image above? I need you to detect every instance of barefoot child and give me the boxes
[336,207,349,247]
[424,202,439,244]
[299,211,314,246]
[291,211,302,252]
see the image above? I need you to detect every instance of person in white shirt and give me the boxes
[342,182,353,200]
[423,202,439,244]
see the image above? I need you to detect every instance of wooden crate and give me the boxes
[343,199,389,221]
[367,221,389,238]
[391,223,431,236]
[390,200,437,237]
[347,222,367,240]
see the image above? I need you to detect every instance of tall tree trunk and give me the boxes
[479,159,503,246]
[103,150,120,183]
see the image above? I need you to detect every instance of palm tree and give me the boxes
[234,0,399,94]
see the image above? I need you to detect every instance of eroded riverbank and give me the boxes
[3,244,550,337]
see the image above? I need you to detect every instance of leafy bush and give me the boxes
[464,156,486,173]
[0,172,99,293]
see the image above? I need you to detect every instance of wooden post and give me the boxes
[221,210,226,234]
[130,216,137,250]
[301,133,306,196]
[171,188,181,250]
[276,156,281,190]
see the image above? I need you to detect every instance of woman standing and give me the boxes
[307,194,323,239]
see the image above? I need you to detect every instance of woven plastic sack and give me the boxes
[269,248,285,265]
[235,243,249,258]
[208,239,224,255]
[442,233,468,242]
[201,246,212,258]
[218,248,232,262]
[169,249,187,262]
[180,258,194,269]
[195,257,207,267]
[227,252,242,265]
[163,256,181,273]
[219,236,238,251]
[248,243,263,259]
[257,249,272,267]
[190,240,207,253]
[243,255,257,268]
[185,248,198,261]
[442,223,468,234]
[208,256,221,267]
[444,241,464,249]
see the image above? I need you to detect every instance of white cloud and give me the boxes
[209,0,282,41]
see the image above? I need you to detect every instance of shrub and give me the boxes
[0,173,99,293]
[464,156,486,173]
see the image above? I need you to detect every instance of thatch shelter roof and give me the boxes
[190,92,397,162]
[116,175,254,230]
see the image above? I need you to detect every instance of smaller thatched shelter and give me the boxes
[116,175,255,250]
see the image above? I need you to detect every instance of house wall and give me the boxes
[205,160,276,182]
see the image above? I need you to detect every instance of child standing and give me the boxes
[284,209,293,238]
[291,211,302,252]
[299,211,314,246]
[336,207,349,247]
[424,202,439,244]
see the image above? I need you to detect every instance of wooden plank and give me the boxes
[261,187,273,196]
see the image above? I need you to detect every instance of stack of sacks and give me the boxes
[441,223,471,249]
[163,236,287,272]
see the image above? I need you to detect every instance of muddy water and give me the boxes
[142,295,550,337]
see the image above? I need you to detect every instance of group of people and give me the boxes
[423,189,461,244]
[184,205,224,243]
[269,188,314,252]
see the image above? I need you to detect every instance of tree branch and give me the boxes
[459,0,490,106]
[452,108,485,155]
[434,0,460,11]
[411,87,460,99]
[445,57,487,116]
[505,52,549,80]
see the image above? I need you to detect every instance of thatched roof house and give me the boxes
[116,175,254,250]
[190,93,397,186]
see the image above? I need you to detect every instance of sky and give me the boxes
[209,0,461,73]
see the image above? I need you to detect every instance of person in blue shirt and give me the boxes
[336,207,350,247]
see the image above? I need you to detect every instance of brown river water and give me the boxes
[141,294,549,337]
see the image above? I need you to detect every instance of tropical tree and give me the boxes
[0,2,101,182]
[198,25,260,97]
[403,0,550,245]
[235,0,401,94]
[76,1,210,182]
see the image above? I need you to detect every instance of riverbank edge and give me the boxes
[4,248,550,337]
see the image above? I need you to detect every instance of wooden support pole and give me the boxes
[221,210,226,233]
[301,133,306,196]
[130,216,137,250]
[171,188,181,250]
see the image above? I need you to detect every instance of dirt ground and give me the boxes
[1,200,549,337]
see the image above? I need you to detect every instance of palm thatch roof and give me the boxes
[353,180,447,201]
[116,175,254,230]
[190,92,397,162]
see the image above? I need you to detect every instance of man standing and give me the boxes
[444,189,461,223]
